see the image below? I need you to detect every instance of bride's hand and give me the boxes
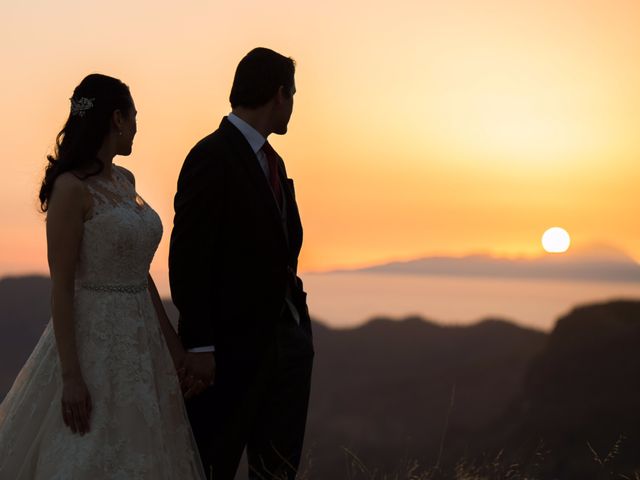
[61,375,92,435]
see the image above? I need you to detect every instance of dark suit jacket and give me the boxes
[169,117,311,361]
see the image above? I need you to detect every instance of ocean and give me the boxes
[301,272,640,331]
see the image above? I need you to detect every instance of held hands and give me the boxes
[178,352,216,399]
[61,375,92,435]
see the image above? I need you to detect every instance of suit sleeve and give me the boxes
[169,144,224,349]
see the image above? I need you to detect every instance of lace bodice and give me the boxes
[76,167,162,288]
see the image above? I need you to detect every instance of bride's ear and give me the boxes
[112,109,126,133]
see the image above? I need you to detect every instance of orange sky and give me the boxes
[1,0,639,294]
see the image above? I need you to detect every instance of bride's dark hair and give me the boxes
[39,74,133,212]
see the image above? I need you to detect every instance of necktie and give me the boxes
[261,141,282,208]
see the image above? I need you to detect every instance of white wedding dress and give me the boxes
[0,167,206,479]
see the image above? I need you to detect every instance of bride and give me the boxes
[0,74,206,479]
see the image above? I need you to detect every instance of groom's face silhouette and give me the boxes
[272,82,296,136]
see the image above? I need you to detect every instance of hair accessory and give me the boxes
[70,97,95,117]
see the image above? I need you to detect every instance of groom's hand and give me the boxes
[181,352,216,399]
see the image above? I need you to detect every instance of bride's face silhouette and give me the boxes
[116,101,137,156]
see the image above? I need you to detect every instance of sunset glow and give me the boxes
[1,0,640,295]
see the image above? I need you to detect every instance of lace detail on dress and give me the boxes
[75,167,163,288]
[84,167,148,220]
[0,165,206,479]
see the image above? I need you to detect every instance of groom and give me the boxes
[169,47,314,480]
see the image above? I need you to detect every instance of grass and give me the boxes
[333,437,640,480]
[340,447,544,480]
[234,436,640,480]
[203,428,639,479]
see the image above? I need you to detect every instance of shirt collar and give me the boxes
[227,112,266,154]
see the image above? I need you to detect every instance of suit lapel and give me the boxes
[220,118,288,246]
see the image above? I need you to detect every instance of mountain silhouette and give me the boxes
[487,300,640,479]
[0,276,51,398]
[330,245,640,283]
[305,316,547,477]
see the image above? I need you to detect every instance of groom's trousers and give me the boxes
[185,308,314,480]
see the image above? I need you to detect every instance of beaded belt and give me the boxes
[79,282,148,294]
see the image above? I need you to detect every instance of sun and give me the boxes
[541,227,571,253]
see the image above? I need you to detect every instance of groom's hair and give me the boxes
[230,47,295,109]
